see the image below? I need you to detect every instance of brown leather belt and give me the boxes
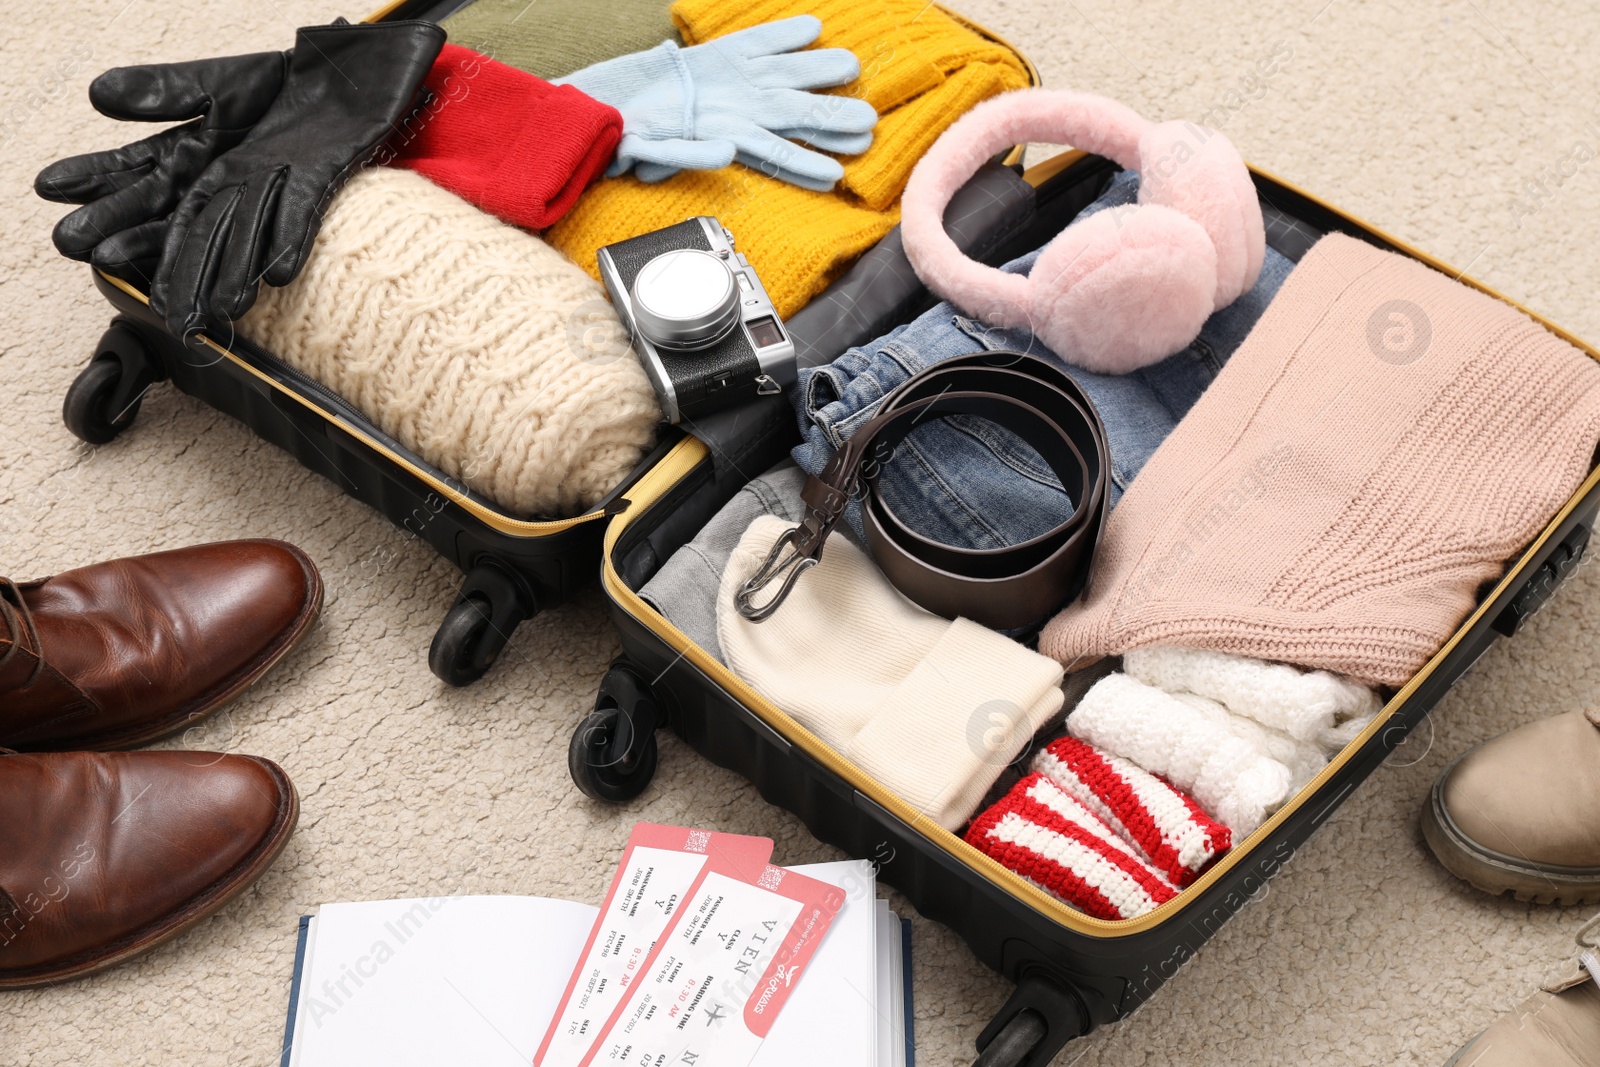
[736,352,1109,629]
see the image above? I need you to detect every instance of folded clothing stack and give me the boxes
[1125,646,1378,751]
[240,168,662,519]
[546,0,1031,317]
[1031,735,1232,888]
[965,648,1373,916]
[966,773,1180,921]
[1066,648,1380,834]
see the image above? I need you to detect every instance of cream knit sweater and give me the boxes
[241,168,661,518]
[1042,234,1600,686]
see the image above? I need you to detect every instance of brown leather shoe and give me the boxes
[0,750,298,988]
[1422,709,1600,905]
[0,539,322,750]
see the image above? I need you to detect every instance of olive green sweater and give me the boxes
[440,0,677,80]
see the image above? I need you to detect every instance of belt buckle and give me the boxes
[735,522,820,622]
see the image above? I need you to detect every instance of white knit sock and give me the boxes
[1066,673,1292,834]
[718,515,1065,831]
[1123,646,1380,748]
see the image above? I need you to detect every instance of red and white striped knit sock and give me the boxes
[1033,736,1231,887]
[965,773,1179,920]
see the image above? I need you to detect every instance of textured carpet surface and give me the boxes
[5,1,1600,1065]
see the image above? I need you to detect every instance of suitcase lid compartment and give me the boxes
[600,156,1600,941]
[87,1,1037,541]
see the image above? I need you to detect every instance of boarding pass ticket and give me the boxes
[579,864,846,1067]
[538,824,774,1067]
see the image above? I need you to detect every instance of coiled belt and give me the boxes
[737,352,1109,629]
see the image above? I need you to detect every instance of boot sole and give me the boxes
[13,540,325,752]
[1421,752,1600,906]
[0,755,299,989]
[1442,1032,1484,1067]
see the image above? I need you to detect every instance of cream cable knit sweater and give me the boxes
[1041,233,1600,685]
[241,168,661,518]
[718,515,1065,831]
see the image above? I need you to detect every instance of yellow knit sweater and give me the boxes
[545,0,1031,318]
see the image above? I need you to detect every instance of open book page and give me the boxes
[288,896,596,1067]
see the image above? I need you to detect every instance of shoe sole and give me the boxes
[0,756,299,989]
[16,540,325,752]
[1441,1032,1484,1067]
[1421,751,1600,906]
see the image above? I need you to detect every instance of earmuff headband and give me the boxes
[900,90,1155,330]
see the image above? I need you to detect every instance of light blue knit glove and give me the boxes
[557,15,877,191]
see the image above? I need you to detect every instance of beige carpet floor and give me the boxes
[5,0,1600,1064]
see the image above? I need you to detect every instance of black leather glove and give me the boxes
[34,51,288,282]
[151,19,445,338]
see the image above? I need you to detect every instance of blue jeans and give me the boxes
[791,169,1296,550]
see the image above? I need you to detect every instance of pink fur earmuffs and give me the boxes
[900,89,1266,374]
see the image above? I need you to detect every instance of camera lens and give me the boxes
[630,249,741,351]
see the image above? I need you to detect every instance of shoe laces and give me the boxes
[0,577,44,687]
[1579,911,1600,987]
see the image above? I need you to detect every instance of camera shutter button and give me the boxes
[630,249,741,351]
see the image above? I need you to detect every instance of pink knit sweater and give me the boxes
[1041,233,1600,686]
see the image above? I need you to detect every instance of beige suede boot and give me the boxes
[1445,914,1600,1066]
[1422,709,1600,905]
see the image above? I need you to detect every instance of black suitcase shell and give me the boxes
[76,270,684,687]
[587,150,1600,1066]
[63,0,1039,687]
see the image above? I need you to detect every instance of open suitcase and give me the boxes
[57,0,1037,687]
[73,266,682,687]
[580,150,1600,1065]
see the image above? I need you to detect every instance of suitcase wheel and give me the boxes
[974,976,1086,1067]
[569,662,662,803]
[428,564,534,687]
[64,323,161,445]
[972,1011,1048,1067]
